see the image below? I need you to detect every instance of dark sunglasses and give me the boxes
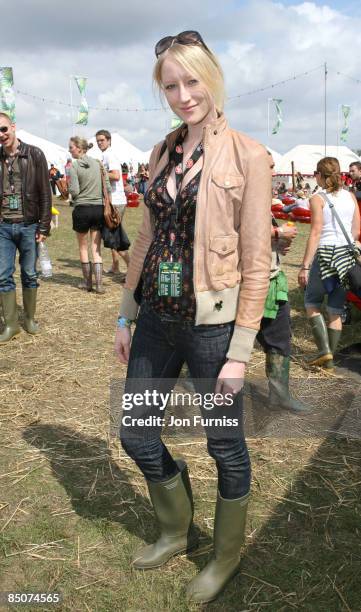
[314,170,320,176]
[155,30,209,58]
[0,126,9,134]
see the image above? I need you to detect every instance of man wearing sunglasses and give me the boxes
[0,112,52,343]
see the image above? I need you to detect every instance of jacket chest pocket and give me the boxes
[209,234,239,278]
[211,173,244,191]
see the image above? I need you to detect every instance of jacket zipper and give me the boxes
[193,125,208,323]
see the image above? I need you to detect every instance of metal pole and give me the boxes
[337,104,340,151]
[267,98,271,138]
[69,76,74,129]
[324,62,327,156]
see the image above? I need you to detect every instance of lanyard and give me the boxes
[4,155,18,195]
[168,136,203,253]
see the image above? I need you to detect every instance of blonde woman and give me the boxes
[299,157,360,368]
[68,136,111,294]
[114,31,272,603]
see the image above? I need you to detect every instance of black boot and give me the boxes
[93,263,105,294]
[308,314,333,368]
[266,351,312,414]
[0,291,21,343]
[22,288,39,334]
[132,461,198,569]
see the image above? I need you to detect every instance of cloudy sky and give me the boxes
[2,0,361,155]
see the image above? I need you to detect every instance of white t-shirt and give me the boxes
[101,147,126,206]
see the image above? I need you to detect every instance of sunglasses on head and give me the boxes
[155,30,209,58]
[0,126,9,134]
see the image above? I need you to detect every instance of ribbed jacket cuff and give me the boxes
[226,325,258,363]
[119,288,139,321]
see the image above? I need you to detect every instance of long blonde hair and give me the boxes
[153,43,225,112]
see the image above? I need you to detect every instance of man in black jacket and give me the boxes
[0,112,52,343]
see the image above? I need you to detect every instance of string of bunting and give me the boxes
[13,64,325,114]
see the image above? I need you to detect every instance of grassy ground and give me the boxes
[0,200,360,611]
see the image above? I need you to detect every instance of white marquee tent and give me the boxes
[17,129,69,172]
[88,133,149,166]
[266,147,282,170]
[276,145,361,175]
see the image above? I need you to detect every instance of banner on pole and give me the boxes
[0,67,15,122]
[340,105,351,143]
[271,98,283,135]
[74,76,88,125]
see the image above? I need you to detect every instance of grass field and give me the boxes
[0,200,360,612]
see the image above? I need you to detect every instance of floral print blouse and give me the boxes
[141,134,203,321]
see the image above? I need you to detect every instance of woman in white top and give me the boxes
[298,157,360,368]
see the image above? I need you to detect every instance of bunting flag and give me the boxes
[171,115,183,130]
[271,98,283,135]
[0,67,16,122]
[74,76,88,125]
[340,105,351,143]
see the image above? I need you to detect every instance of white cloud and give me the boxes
[3,0,361,155]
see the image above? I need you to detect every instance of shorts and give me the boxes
[72,205,104,233]
[304,256,346,315]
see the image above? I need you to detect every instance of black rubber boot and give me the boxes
[308,314,333,368]
[266,351,312,414]
[78,262,93,292]
[22,288,39,334]
[93,263,105,294]
[132,461,198,569]
[0,291,21,343]
[186,491,249,604]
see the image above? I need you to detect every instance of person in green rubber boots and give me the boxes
[0,112,52,343]
[115,31,272,604]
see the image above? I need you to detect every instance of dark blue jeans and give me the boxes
[120,303,251,499]
[0,222,39,292]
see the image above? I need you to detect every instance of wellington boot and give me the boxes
[78,262,93,292]
[0,291,21,343]
[328,328,342,357]
[22,288,39,334]
[266,352,312,414]
[186,491,249,604]
[307,314,333,368]
[93,263,105,294]
[132,460,198,569]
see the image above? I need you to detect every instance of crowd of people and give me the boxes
[0,28,361,605]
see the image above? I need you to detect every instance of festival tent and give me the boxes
[266,147,282,171]
[88,133,149,166]
[276,145,361,175]
[16,129,68,172]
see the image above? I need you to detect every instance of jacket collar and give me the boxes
[0,138,28,160]
[165,112,228,151]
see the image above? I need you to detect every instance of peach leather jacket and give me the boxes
[119,113,272,362]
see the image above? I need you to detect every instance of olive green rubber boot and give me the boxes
[132,461,198,569]
[308,314,333,368]
[22,288,39,334]
[266,351,312,414]
[328,328,342,357]
[0,291,21,343]
[186,491,249,604]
